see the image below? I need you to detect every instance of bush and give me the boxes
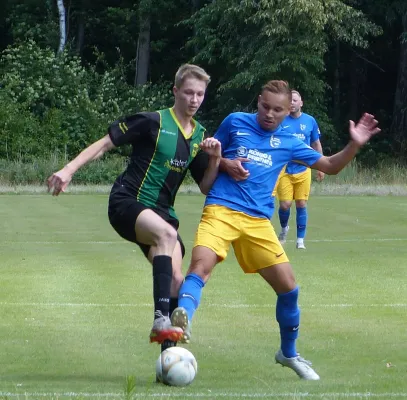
[0,40,173,161]
[0,155,127,185]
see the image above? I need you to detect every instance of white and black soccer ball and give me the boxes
[156,347,197,386]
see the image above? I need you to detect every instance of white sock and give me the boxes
[297,238,304,245]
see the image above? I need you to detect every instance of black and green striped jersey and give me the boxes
[108,108,208,220]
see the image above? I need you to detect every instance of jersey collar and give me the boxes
[170,107,195,139]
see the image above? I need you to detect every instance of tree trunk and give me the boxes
[57,0,66,54]
[348,51,359,121]
[135,1,151,86]
[76,9,85,56]
[390,12,407,154]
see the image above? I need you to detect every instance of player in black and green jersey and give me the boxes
[47,64,221,349]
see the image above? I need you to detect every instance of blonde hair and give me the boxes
[174,64,211,88]
[261,80,292,102]
[291,89,302,99]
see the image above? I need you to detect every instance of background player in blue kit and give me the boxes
[277,90,324,249]
[170,80,380,380]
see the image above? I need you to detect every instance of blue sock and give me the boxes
[276,286,300,358]
[178,273,205,322]
[279,208,290,229]
[296,207,307,239]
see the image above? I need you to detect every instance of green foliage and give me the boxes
[0,40,173,161]
[0,90,43,160]
[0,0,400,164]
[323,159,407,184]
[0,155,404,186]
[0,155,127,185]
[5,0,59,49]
[325,0,382,45]
[185,0,381,139]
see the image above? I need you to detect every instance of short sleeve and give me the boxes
[292,138,322,167]
[188,150,209,185]
[214,114,233,155]
[108,112,154,147]
[310,117,321,144]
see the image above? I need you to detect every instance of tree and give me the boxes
[390,4,407,154]
[349,0,407,158]
[184,0,380,126]
[56,0,66,53]
[135,0,151,85]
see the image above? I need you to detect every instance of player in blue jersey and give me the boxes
[170,80,380,380]
[276,90,324,249]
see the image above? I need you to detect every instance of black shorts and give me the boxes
[108,184,185,258]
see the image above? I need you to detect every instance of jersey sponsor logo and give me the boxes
[171,158,188,168]
[300,124,306,131]
[119,122,129,134]
[247,149,273,166]
[192,143,200,158]
[237,146,248,157]
[270,137,281,148]
[236,147,272,166]
[164,158,188,173]
[161,128,177,136]
[236,130,251,136]
[293,133,306,141]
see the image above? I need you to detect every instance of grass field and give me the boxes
[1,193,407,399]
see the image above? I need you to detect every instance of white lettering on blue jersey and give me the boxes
[206,112,322,219]
[282,113,321,174]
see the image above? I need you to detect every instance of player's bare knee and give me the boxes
[259,262,296,293]
[282,278,296,292]
[295,200,307,208]
[280,201,291,211]
[186,246,217,282]
[156,225,178,248]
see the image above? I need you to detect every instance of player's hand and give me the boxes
[316,171,325,182]
[349,113,381,146]
[200,138,221,158]
[223,158,250,181]
[47,167,73,196]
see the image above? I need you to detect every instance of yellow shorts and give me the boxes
[277,169,311,201]
[272,166,286,197]
[194,205,289,273]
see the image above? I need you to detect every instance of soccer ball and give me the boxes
[156,347,197,386]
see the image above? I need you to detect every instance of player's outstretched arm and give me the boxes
[310,113,380,175]
[311,140,325,181]
[47,134,115,196]
[198,138,221,195]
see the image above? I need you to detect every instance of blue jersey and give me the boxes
[283,113,321,174]
[205,112,323,219]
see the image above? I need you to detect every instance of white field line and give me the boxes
[0,302,406,309]
[1,391,407,398]
[1,238,407,245]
